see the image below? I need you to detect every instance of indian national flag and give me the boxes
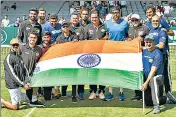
[31,39,143,90]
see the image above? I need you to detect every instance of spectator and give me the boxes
[58,16,66,24]
[19,29,43,107]
[163,3,172,18]
[14,17,21,27]
[17,8,42,45]
[22,15,27,21]
[104,7,129,101]
[156,6,164,17]
[2,15,10,27]
[1,38,30,110]
[11,3,16,10]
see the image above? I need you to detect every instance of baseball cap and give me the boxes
[131,14,141,20]
[144,34,155,41]
[111,6,120,12]
[49,13,58,19]
[61,21,70,26]
[10,38,19,45]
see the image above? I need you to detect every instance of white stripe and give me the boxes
[35,53,143,73]
[153,76,160,104]
[25,107,36,117]
[6,54,24,85]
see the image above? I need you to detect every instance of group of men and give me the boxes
[1,5,176,114]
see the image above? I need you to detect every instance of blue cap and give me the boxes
[144,34,155,41]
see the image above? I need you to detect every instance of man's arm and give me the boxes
[156,31,167,49]
[4,55,24,87]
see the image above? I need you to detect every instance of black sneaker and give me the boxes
[78,93,84,100]
[166,91,176,104]
[29,100,45,107]
[72,96,77,103]
[130,96,142,101]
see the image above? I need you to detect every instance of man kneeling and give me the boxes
[142,34,176,114]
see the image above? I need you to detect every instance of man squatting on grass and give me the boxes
[1,38,31,110]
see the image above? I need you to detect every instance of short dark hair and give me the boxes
[71,11,79,17]
[29,8,38,14]
[42,31,51,37]
[111,6,121,12]
[80,7,88,14]
[90,10,99,17]
[146,6,155,13]
[29,28,39,37]
[39,8,46,13]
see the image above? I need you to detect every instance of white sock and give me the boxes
[32,95,37,102]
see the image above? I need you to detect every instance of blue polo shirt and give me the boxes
[104,18,129,41]
[43,22,62,44]
[149,27,168,54]
[145,18,170,31]
[142,49,164,79]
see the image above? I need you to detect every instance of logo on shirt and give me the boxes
[77,54,101,68]
[26,27,30,31]
[89,30,94,35]
[101,29,106,33]
[1,29,7,44]
[149,59,153,63]
[152,32,158,36]
[36,51,40,57]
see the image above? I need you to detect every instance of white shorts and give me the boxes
[8,88,27,105]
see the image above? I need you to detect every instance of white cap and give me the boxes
[131,14,141,20]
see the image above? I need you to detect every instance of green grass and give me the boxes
[1,79,176,117]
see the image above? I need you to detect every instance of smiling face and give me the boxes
[91,13,99,25]
[38,10,46,20]
[151,15,160,29]
[131,18,140,27]
[146,8,154,20]
[144,39,155,49]
[28,33,38,46]
[111,9,120,21]
[29,11,38,21]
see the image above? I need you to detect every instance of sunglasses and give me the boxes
[63,25,69,28]
[152,20,159,23]
[111,12,120,14]
[131,19,139,22]
[12,44,19,47]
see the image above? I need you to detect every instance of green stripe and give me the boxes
[31,68,144,90]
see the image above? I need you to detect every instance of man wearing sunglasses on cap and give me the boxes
[104,7,129,101]
[2,38,31,110]
[55,21,78,103]
[127,14,149,101]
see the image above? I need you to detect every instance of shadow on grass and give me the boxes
[20,88,176,110]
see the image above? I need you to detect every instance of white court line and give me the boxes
[24,107,36,117]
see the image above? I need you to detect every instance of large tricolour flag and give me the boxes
[31,39,143,90]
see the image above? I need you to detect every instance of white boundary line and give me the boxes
[24,107,37,117]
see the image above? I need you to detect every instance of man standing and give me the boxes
[70,12,85,100]
[104,7,129,101]
[84,10,107,100]
[128,14,149,101]
[38,32,53,101]
[19,29,44,107]
[38,8,48,31]
[79,8,91,27]
[145,6,174,36]
[149,15,172,95]
[17,8,42,45]
[1,38,30,110]
[142,34,176,114]
[56,21,78,103]
[43,13,62,44]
